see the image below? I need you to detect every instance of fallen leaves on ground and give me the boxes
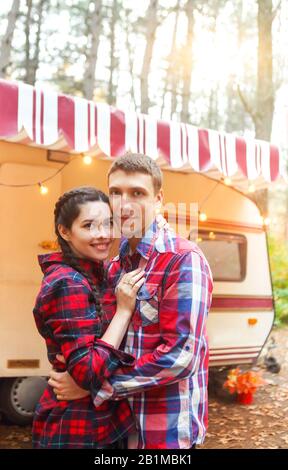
[200,326,288,449]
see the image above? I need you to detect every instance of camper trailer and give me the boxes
[0,79,285,424]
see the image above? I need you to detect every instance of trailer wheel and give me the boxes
[0,377,47,425]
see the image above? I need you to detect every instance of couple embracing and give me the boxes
[32,153,213,450]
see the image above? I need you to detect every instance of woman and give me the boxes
[32,186,145,449]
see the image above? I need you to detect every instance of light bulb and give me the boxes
[39,184,48,195]
[199,212,207,222]
[83,155,92,165]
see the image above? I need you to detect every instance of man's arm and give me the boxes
[93,250,213,405]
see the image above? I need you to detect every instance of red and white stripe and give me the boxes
[0,79,284,183]
[210,345,262,364]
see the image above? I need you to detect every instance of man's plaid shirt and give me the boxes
[32,253,136,449]
[94,221,213,449]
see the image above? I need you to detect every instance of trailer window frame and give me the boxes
[189,230,247,282]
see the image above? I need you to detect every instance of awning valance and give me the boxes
[0,79,286,191]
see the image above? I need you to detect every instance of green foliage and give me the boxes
[268,235,288,325]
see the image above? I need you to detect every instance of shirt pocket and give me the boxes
[136,283,159,327]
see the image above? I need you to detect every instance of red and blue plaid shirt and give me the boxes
[32,253,136,449]
[94,221,213,449]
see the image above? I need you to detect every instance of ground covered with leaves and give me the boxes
[0,326,287,449]
[200,325,288,449]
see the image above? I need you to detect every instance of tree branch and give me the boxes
[272,0,282,22]
[237,85,258,125]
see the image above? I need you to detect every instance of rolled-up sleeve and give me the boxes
[41,277,135,395]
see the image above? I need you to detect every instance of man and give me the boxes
[49,153,213,449]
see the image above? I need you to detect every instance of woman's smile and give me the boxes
[90,241,112,252]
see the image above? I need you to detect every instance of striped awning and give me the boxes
[0,79,286,191]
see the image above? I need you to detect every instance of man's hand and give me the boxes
[93,379,115,406]
[48,355,90,401]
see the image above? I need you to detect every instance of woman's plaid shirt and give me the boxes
[93,221,213,449]
[32,253,136,449]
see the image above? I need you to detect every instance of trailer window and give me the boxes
[189,230,247,282]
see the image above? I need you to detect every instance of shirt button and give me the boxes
[185,345,190,351]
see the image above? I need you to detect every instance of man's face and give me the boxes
[108,170,163,238]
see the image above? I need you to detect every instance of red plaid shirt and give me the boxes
[32,252,136,449]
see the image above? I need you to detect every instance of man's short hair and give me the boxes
[108,153,163,194]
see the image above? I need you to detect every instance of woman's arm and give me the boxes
[101,268,145,348]
[38,269,144,398]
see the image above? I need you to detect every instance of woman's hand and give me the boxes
[48,366,90,401]
[115,268,145,315]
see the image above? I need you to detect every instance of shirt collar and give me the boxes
[119,219,177,262]
[39,252,103,284]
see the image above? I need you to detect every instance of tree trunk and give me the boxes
[83,0,102,100]
[0,0,20,78]
[123,8,137,109]
[238,0,275,215]
[237,0,275,141]
[255,0,274,140]
[254,0,275,215]
[180,0,195,123]
[170,5,180,118]
[25,0,47,85]
[108,0,118,105]
[225,0,246,133]
[160,2,180,119]
[207,84,219,129]
[24,0,33,83]
[140,0,159,114]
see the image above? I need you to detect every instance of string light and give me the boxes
[224,177,232,186]
[0,151,96,193]
[262,216,271,227]
[0,150,261,212]
[199,212,207,222]
[38,183,48,195]
[197,180,220,225]
[83,155,93,165]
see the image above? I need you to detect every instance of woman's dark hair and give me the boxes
[54,187,109,330]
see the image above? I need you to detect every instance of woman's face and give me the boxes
[59,201,114,262]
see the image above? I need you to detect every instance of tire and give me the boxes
[0,377,47,425]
